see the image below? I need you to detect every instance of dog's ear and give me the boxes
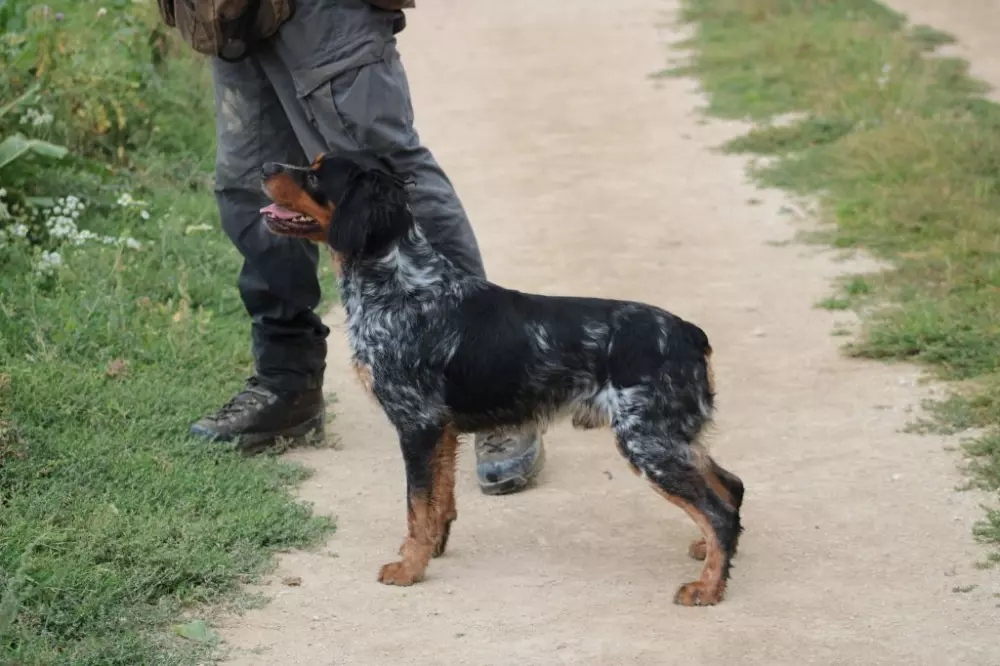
[325,163,413,258]
[326,185,370,256]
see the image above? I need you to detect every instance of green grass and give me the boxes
[1,2,336,662]
[669,0,1000,560]
[0,190,336,664]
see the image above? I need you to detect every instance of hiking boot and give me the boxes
[475,428,545,495]
[190,377,325,454]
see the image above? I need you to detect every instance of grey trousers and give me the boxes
[212,0,485,394]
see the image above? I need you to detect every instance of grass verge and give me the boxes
[1,2,335,663]
[668,0,1000,561]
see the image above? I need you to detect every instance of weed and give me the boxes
[817,297,851,311]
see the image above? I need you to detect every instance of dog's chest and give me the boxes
[338,251,470,402]
[340,278,427,368]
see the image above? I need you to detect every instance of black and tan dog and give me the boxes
[259,152,745,606]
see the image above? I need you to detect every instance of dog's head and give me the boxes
[260,151,413,258]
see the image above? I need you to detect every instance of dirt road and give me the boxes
[884,0,1000,99]
[219,1,1000,664]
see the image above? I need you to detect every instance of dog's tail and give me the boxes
[680,319,715,402]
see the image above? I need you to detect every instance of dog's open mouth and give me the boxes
[260,203,323,236]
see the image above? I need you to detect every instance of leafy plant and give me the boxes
[0,84,68,171]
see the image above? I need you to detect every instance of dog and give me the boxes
[259,152,744,606]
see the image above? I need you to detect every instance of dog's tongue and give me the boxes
[260,203,300,220]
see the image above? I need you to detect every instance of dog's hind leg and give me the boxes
[688,456,744,561]
[616,429,742,606]
[378,423,457,586]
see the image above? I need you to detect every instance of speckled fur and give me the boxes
[261,153,745,604]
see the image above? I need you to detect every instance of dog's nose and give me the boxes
[261,162,282,180]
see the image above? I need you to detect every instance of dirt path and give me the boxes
[219,1,1000,664]
[883,0,1000,99]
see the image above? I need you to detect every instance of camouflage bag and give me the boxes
[157,0,295,62]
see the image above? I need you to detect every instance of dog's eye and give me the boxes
[307,172,319,188]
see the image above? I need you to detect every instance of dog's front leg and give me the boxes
[431,427,459,558]
[378,424,455,586]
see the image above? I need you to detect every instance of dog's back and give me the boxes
[440,284,713,437]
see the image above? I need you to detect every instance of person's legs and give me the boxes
[190,54,328,453]
[266,0,544,493]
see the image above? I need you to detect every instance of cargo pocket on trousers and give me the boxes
[301,68,357,153]
[302,52,417,155]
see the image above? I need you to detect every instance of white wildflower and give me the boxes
[47,215,78,239]
[71,228,98,246]
[96,7,107,17]
[117,192,147,208]
[34,250,62,275]
[102,235,117,245]
[12,223,29,237]
[124,238,142,250]
[139,210,150,220]
[877,63,891,90]
[19,108,53,127]
[0,188,7,198]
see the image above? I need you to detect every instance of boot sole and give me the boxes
[478,440,546,496]
[193,413,326,456]
[237,413,326,455]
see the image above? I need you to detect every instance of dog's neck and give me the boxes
[339,223,473,307]
[337,222,476,364]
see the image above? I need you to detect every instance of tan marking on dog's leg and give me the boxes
[688,538,708,561]
[691,444,734,507]
[687,443,744,561]
[379,495,435,586]
[651,487,726,606]
[431,427,459,558]
[380,428,459,584]
[352,360,375,398]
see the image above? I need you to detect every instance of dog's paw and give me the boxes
[687,538,707,561]
[378,561,422,586]
[673,581,724,607]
